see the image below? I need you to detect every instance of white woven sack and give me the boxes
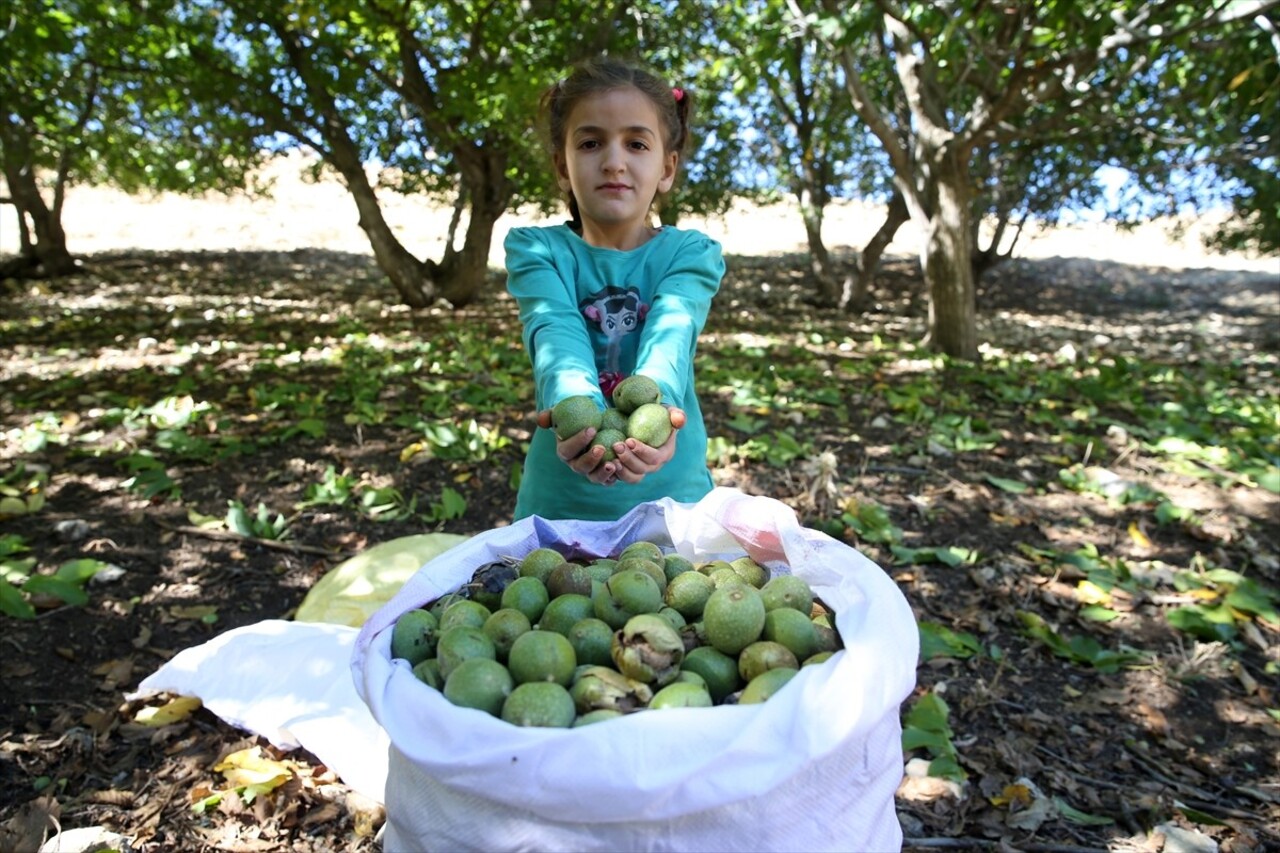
[353,488,918,852]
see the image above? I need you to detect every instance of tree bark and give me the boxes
[798,186,837,305]
[319,129,506,311]
[825,6,985,358]
[971,208,1025,281]
[842,191,908,312]
[436,142,510,307]
[332,154,432,310]
[921,153,979,360]
[0,118,78,278]
[437,202,499,308]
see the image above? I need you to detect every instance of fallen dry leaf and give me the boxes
[214,746,295,792]
[897,757,965,802]
[0,794,59,853]
[94,657,134,691]
[134,695,203,727]
[169,604,218,620]
[1128,521,1152,549]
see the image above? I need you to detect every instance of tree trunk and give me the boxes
[436,144,510,307]
[842,191,908,312]
[436,204,499,308]
[921,156,979,360]
[798,187,838,306]
[0,119,78,278]
[971,209,1024,281]
[323,130,508,310]
[324,138,432,309]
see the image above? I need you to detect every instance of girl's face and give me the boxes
[555,86,678,251]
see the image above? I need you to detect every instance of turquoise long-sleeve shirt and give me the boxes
[505,224,725,521]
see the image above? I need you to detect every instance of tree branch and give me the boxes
[153,520,354,561]
[904,838,1107,853]
[878,4,951,137]
[52,62,99,221]
[807,1,911,181]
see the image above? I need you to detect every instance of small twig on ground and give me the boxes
[1034,745,1129,793]
[905,839,1108,853]
[865,464,931,476]
[151,518,352,561]
[1032,744,1150,836]
[34,603,80,621]
[1123,741,1268,822]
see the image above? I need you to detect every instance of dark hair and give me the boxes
[541,55,692,228]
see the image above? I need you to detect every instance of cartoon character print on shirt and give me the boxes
[579,285,649,398]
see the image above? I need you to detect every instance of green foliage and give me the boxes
[705,0,886,257]
[357,487,417,522]
[985,475,1030,494]
[918,622,984,662]
[1,535,111,620]
[117,453,182,501]
[928,415,1000,453]
[0,580,37,620]
[1165,566,1280,642]
[109,0,742,304]
[834,500,903,546]
[1018,543,1144,603]
[1017,611,1147,673]
[3,414,71,454]
[1058,465,1165,506]
[0,536,38,620]
[891,545,981,568]
[0,0,264,265]
[226,501,291,540]
[902,691,966,782]
[4,0,1273,319]
[424,487,468,524]
[298,466,359,510]
[415,420,510,463]
[1165,604,1239,643]
[1110,10,1280,255]
[735,430,811,467]
[0,464,48,517]
[0,535,36,581]
[140,395,212,431]
[791,1,1275,354]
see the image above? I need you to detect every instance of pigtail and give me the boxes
[567,194,582,233]
[541,79,584,233]
[671,87,692,154]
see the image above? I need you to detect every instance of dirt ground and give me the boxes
[1,166,1278,853]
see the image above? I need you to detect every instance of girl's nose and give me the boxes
[602,141,626,172]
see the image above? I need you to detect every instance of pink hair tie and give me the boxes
[672,87,685,103]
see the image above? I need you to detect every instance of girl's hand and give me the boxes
[536,409,617,484]
[607,407,686,485]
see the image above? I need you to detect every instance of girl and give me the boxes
[506,55,725,522]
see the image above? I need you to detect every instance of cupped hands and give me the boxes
[536,407,686,486]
